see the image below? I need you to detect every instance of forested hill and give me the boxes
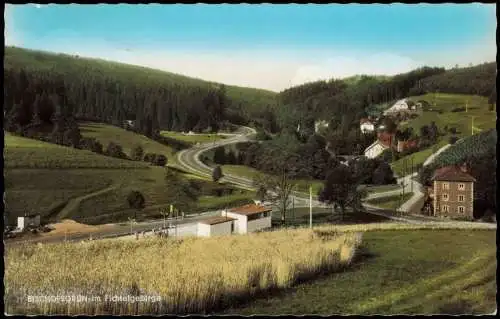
[275,61,496,134]
[276,66,446,134]
[407,62,497,99]
[3,46,277,136]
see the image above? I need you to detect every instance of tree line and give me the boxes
[408,62,496,98]
[4,67,229,138]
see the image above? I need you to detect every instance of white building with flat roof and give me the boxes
[17,214,41,230]
[196,216,236,237]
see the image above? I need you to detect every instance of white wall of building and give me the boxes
[314,120,329,133]
[225,212,247,234]
[197,223,212,237]
[383,99,409,115]
[360,123,375,133]
[17,215,41,230]
[196,221,233,237]
[165,223,198,238]
[364,142,386,159]
[247,216,272,233]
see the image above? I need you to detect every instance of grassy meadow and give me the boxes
[221,227,496,315]
[365,193,414,210]
[391,93,493,176]
[4,127,256,225]
[278,207,391,226]
[80,123,179,166]
[391,140,448,176]
[221,165,324,195]
[5,228,362,315]
[160,131,226,145]
[405,93,495,138]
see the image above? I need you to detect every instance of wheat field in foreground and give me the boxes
[5,228,362,315]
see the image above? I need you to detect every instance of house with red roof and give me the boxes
[223,204,272,234]
[363,131,395,159]
[429,164,476,218]
[360,118,375,133]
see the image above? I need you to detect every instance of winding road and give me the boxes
[6,131,492,246]
[176,125,325,208]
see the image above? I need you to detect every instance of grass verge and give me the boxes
[220,228,496,315]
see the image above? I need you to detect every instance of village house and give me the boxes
[314,120,329,134]
[17,214,41,231]
[383,99,410,115]
[428,164,476,219]
[363,131,394,159]
[122,120,135,129]
[360,118,375,133]
[223,204,272,234]
[396,138,419,153]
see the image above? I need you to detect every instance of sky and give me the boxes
[4,3,497,92]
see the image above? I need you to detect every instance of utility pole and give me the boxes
[411,156,414,193]
[471,116,475,136]
[400,179,406,217]
[128,217,135,235]
[160,208,167,229]
[309,185,313,229]
[175,208,178,238]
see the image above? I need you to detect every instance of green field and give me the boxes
[196,192,256,212]
[365,193,414,210]
[391,93,493,177]
[80,122,179,166]
[405,93,495,138]
[221,229,496,315]
[365,184,401,194]
[4,132,148,169]
[277,207,391,226]
[4,128,257,225]
[221,165,323,195]
[391,139,448,176]
[160,131,226,145]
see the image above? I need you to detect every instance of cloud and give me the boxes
[34,4,42,9]
[290,53,424,86]
[45,42,428,92]
[49,44,301,92]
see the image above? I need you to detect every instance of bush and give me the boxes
[153,154,167,167]
[143,153,156,163]
[130,145,144,161]
[451,107,466,112]
[380,149,393,163]
[105,142,127,159]
[127,190,145,219]
[255,128,271,141]
[212,166,223,182]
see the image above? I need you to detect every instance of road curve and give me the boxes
[175,126,325,208]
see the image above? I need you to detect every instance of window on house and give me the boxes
[442,183,450,190]
[442,205,449,213]
[458,183,465,190]
[458,195,465,202]
[442,194,449,201]
[458,206,465,214]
